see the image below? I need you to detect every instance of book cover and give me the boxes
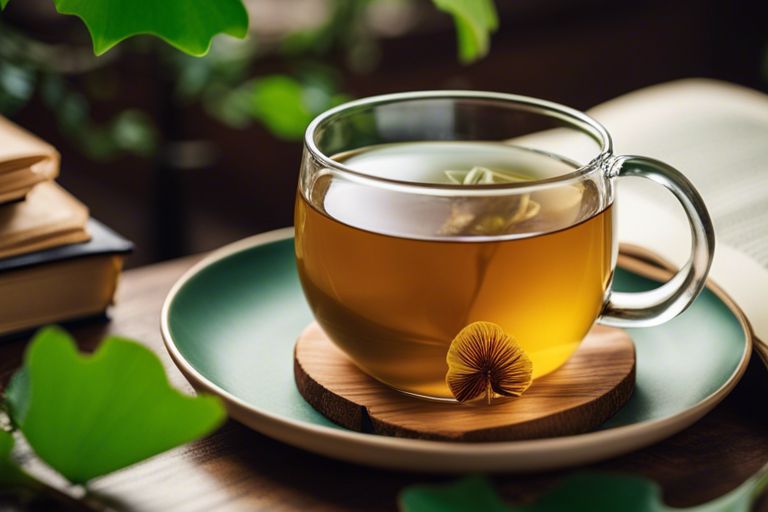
[0,218,133,273]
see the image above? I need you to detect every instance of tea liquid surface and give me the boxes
[296,142,614,399]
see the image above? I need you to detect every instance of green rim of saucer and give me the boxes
[163,231,749,435]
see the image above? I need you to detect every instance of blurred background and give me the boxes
[1,0,766,267]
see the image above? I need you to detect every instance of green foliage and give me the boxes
[248,74,349,140]
[38,74,158,160]
[400,471,768,512]
[1,0,248,55]
[198,68,349,139]
[280,0,376,73]
[2,0,497,62]
[0,61,34,113]
[0,0,501,155]
[168,30,352,138]
[108,110,158,156]
[519,474,669,512]
[49,0,248,56]
[432,0,499,63]
[5,327,226,484]
[400,475,509,512]
[250,75,314,139]
[0,0,498,154]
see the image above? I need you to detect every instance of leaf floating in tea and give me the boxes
[439,167,540,236]
[446,321,533,404]
[445,166,523,185]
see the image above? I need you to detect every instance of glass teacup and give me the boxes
[295,91,714,401]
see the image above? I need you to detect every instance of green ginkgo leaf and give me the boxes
[432,0,499,63]
[1,0,249,56]
[400,475,509,512]
[5,327,226,484]
[400,469,768,512]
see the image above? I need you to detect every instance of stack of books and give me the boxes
[0,116,132,338]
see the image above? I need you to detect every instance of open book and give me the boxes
[0,116,59,204]
[0,182,90,259]
[587,79,768,354]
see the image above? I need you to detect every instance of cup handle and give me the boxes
[600,155,715,328]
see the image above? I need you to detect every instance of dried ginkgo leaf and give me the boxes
[439,167,541,236]
[446,321,533,404]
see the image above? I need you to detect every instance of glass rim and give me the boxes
[304,90,614,192]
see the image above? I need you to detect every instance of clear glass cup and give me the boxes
[295,91,714,401]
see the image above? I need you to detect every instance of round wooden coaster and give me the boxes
[294,322,636,442]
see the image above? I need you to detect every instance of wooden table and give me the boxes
[2,256,768,511]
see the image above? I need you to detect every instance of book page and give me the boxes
[0,182,90,259]
[588,79,768,341]
[0,117,60,203]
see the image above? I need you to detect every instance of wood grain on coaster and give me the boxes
[294,322,636,442]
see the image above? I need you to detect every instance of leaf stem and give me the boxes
[750,461,768,504]
[2,477,100,511]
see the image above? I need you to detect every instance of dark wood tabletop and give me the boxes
[2,256,768,511]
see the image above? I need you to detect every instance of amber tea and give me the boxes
[296,141,615,399]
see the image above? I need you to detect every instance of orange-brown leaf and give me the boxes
[446,321,532,404]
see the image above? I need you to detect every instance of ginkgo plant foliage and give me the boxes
[400,471,768,512]
[433,0,498,63]
[0,0,498,62]
[0,327,226,488]
[2,0,249,56]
